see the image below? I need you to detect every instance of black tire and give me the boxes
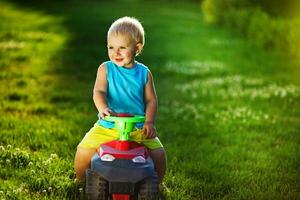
[138,174,159,200]
[85,169,108,200]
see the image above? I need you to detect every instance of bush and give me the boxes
[202,0,250,24]
[250,0,300,17]
[246,8,274,48]
[223,9,252,36]
[201,0,300,57]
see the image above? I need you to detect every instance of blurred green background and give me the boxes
[0,0,299,199]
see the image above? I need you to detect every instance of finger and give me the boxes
[149,130,155,138]
[148,130,154,139]
[146,129,151,138]
[148,132,154,138]
[110,110,116,116]
[152,129,157,137]
[103,110,111,116]
[145,128,150,138]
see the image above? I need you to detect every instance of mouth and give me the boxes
[115,58,124,62]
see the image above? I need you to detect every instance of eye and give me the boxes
[107,46,113,50]
[120,46,126,49]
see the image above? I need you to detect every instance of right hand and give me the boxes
[99,107,115,119]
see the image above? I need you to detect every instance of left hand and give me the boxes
[142,122,157,139]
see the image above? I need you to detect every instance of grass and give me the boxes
[0,0,299,199]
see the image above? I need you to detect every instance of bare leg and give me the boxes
[149,147,167,183]
[74,147,96,182]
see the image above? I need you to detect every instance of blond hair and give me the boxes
[107,16,145,46]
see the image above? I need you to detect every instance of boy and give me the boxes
[74,16,166,183]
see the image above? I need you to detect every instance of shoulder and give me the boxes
[136,62,153,84]
[97,61,109,73]
[135,61,148,69]
[98,61,111,72]
[136,61,150,74]
[147,70,153,80]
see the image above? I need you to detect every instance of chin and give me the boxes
[116,62,125,67]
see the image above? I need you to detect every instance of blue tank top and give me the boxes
[98,61,149,129]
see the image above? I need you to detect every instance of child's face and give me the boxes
[107,33,138,68]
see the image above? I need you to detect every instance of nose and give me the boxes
[114,48,121,56]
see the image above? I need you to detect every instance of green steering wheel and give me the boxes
[104,115,145,140]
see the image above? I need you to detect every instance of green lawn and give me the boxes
[0,0,299,199]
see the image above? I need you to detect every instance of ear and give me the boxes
[135,43,143,56]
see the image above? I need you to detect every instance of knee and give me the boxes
[152,147,165,154]
[149,147,166,159]
[75,148,96,165]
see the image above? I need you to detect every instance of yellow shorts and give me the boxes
[78,122,163,150]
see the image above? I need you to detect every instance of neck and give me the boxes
[123,60,136,68]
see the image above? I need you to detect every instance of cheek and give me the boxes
[125,50,134,57]
[108,50,113,57]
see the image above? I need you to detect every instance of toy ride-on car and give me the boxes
[85,114,159,200]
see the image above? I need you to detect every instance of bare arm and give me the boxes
[143,71,158,138]
[93,63,110,116]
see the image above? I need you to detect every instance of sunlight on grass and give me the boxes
[0,145,76,199]
[208,37,240,47]
[163,60,227,75]
[0,41,26,50]
[0,1,68,72]
[214,106,270,124]
[0,1,69,109]
[175,74,300,100]
[0,1,77,199]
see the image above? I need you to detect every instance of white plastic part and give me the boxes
[99,147,103,156]
[100,154,115,162]
[132,156,146,163]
